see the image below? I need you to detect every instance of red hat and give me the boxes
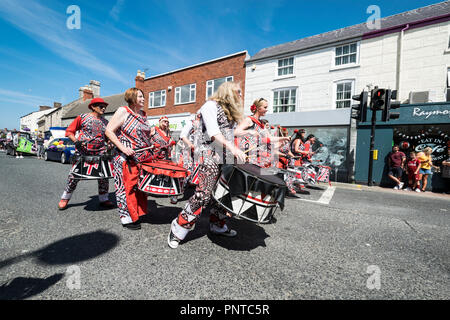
[159,116,169,122]
[88,97,108,110]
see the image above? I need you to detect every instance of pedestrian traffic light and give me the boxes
[381,89,401,121]
[351,91,368,122]
[371,88,386,110]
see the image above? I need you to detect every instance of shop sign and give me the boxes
[412,107,450,120]
[415,137,448,163]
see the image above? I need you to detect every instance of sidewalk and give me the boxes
[332,181,450,200]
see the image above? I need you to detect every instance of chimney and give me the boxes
[39,106,51,111]
[135,70,145,90]
[89,80,101,97]
[82,87,94,101]
[53,102,62,109]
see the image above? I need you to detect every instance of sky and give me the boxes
[0,0,442,129]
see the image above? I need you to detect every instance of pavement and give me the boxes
[0,151,449,301]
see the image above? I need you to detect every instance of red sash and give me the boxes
[123,161,147,222]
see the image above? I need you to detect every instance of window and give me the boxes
[175,83,196,105]
[206,76,233,99]
[335,43,357,66]
[277,57,294,76]
[149,90,166,108]
[335,81,353,108]
[273,88,296,113]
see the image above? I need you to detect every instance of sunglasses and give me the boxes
[95,104,107,110]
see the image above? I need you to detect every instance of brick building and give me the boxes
[134,51,249,135]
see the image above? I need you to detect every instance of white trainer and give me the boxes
[167,230,180,249]
[398,182,404,189]
[415,188,421,192]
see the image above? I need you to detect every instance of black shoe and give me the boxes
[122,221,141,230]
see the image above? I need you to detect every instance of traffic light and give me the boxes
[381,89,401,121]
[371,88,386,110]
[351,91,368,122]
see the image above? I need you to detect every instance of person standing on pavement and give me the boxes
[36,133,45,159]
[441,147,450,194]
[13,131,23,158]
[387,145,406,190]
[405,151,421,192]
[416,147,439,192]
[57,97,115,210]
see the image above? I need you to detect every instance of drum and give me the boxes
[212,164,287,224]
[316,165,332,186]
[138,160,188,197]
[70,154,114,180]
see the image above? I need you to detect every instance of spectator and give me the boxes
[405,151,421,192]
[441,148,450,194]
[387,145,406,190]
[36,133,45,159]
[417,147,439,192]
[13,131,23,159]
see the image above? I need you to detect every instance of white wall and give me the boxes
[20,109,54,133]
[246,20,450,117]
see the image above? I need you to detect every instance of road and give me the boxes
[0,151,449,300]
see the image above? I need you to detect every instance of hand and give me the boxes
[74,140,84,150]
[231,147,246,163]
[121,146,135,157]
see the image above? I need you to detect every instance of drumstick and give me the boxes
[134,145,157,153]
[243,145,260,154]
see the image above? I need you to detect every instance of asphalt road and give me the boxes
[0,151,449,300]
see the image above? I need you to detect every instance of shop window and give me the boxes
[393,125,449,165]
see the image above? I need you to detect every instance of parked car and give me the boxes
[5,131,34,156]
[44,138,75,164]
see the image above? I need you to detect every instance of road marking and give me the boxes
[297,186,336,205]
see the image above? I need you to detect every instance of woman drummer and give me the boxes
[167,81,246,249]
[149,115,177,203]
[234,98,290,167]
[105,88,154,230]
[58,97,115,210]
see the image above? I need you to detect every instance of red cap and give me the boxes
[88,97,108,110]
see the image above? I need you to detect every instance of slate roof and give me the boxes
[61,93,126,119]
[248,1,450,62]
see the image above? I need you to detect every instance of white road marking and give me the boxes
[297,186,336,205]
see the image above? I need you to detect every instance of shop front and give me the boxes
[355,102,450,192]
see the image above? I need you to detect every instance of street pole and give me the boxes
[367,107,377,186]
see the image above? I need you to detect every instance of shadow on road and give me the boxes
[0,273,64,300]
[0,230,120,269]
[140,200,180,225]
[64,193,117,212]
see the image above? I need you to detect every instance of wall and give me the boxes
[141,52,247,117]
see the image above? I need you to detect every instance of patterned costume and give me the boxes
[61,113,109,202]
[150,126,173,160]
[237,116,272,168]
[170,101,235,241]
[112,106,153,225]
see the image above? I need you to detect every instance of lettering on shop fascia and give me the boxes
[412,107,450,119]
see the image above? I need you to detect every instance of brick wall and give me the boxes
[137,52,247,117]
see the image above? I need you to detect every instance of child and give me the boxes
[406,151,421,192]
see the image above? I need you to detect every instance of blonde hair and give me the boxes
[210,81,243,123]
[250,98,268,114]
[124,87,144,106]
[424,147,432,155]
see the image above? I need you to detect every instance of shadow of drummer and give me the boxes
[63,193,117,212]
[176,205,270,251]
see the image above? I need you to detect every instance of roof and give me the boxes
[248,1,450,62]
[61,93,126,119]
[145,50,249,80]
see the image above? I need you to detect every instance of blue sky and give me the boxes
[0,0,441,129]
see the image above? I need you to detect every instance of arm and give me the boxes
[234,117,258,138]
[105,107,135,157]
[211,133,245,163]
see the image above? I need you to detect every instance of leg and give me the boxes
[58,172,79,209]
[422,174,428,191]
[113,157,133,225]
[98,178,109,202]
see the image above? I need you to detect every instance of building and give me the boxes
[135,51,249,136]
[20,105,54,135]
[61,93,126,126]
[244,1,450,182]
[37,80,101,135]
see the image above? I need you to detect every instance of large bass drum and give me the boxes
[138,160,188,197]
[70,154,114,180]
[212,164,287,224]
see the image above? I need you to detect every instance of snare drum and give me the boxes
[70,154,114,180]
[138,160,188,197]
[212,164,287,224]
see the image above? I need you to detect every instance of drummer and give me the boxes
[167,81,246,249]
[290,129,308,166]
[105,87,154,230]
[234,98,290,167]
[58,97,115,210]
[149,116,177,204]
